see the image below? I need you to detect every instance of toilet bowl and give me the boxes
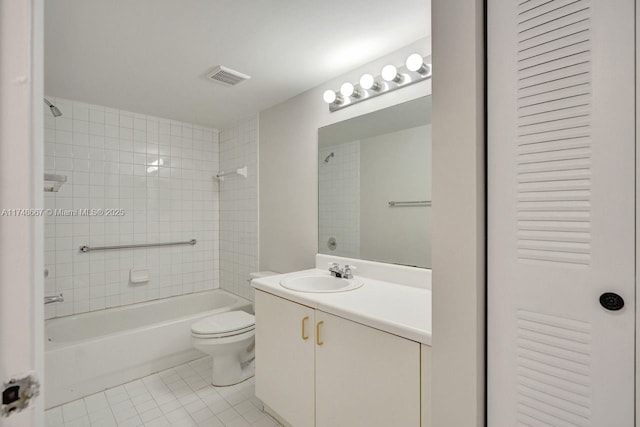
[191,310,256,386]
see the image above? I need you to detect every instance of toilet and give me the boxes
[191,310,256,386]
[191,271,277,386]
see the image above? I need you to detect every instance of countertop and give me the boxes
[252,269,432,346]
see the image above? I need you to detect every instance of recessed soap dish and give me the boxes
[130,267,149,284]
[44,173,67,192]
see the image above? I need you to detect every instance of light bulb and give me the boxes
[360,73,380,91]
[406,53,424,72]
[339,82,361,99]
[323,90,337,104]
[340,82,355,97]
[382,64,402,83]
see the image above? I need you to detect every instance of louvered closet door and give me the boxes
[488,0,635,426]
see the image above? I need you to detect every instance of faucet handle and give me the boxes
[328,262,340,269]
[343,265,357,278]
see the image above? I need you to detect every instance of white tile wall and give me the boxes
[318,141,360,258]
[44,97,220,319]
[219,117,259,301]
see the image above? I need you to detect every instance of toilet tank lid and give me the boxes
[191,311,255,335]
[249,271,278,279]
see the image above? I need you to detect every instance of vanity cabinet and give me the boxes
[255,290,421,427]
[255,290,315,427]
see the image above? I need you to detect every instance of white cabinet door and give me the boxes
[488,0,635,425]
[255,291,315,427]
[315,311,420,427]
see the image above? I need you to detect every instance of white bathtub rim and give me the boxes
[45,289,251,349]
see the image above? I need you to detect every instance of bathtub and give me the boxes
[45,289,251,408]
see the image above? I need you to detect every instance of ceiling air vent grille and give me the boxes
[207,66,251,87]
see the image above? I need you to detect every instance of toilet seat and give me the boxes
[191,311,255,339]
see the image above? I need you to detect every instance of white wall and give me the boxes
[43,98,220,318]
[360,124,431,268]
[259,38,431,273]
[219,116,259,300]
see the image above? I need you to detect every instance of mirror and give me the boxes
[318,96,432,268]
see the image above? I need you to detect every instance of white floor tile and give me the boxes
[131,393,153,407]
[225,418,251,427]
[184,399,207,415]
[91,418,117,427]
[208,398,232,415]
[143,416,171,427]
[87,407,114,423]
[84,392,110,413]
[190,407,215,423]
[65,415,90,427]
[217,407,241,424]
[45,357,281,427]
[61,399,87,422]
[45,406,64,427]
[251,417,280,427]
[158,398,182,414]
[134,399,157,414]
[138,407,163,423]
[198,416,224,427]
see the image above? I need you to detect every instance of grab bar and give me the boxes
[80,239,196,253]
[388,200,431,207]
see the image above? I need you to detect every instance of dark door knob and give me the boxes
[600,292,624,311]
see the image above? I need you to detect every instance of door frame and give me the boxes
[630,0,640,418]
[431,0,486,426]
[7,0,491,425]
[0,0,44,425]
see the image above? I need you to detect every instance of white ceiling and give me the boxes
[45,0,431,129]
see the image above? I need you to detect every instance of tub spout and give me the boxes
[44,293,64,304]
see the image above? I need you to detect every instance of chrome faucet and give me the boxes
[342,265,355,279]
[328,263,356,279]
[44,293,64,304]
[329,262,343,277]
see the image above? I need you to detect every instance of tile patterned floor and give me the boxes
[45,357,281,427]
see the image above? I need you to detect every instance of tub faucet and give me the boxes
[44,293,64,304]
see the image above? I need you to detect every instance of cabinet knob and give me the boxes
[301,316,309,340]
[316,321,324,346]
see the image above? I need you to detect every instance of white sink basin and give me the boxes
[280,274,364,293]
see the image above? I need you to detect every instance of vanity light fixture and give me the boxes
[406,53,431,75]
[323,89,343,105]
[340,82,361,99]
[381,64,403,83]
[322,54,431,112]
[359,73,381,91]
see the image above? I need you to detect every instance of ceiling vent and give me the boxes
[206,66,251,87]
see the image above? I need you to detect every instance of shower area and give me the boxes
[41,97,259,407]
[317,96,433,268]
[318,143,361,259]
